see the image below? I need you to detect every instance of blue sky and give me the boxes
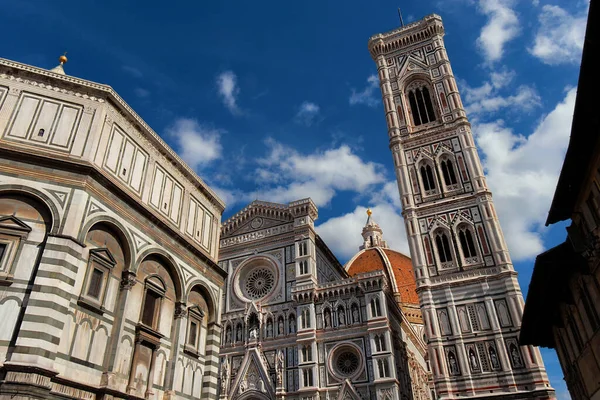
[2,0,589,398]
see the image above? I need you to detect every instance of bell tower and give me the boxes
[368,15,555,399]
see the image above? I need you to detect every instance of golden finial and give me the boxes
[59,52,68,65]
[366,208,372,216]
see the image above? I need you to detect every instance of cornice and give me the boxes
[0,58,225,212]
[368,14,444,58]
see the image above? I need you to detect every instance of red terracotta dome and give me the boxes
[346,247,419,306]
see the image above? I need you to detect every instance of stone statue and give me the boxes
[225,327,231,344]
[489,347,500,369]
[276,349,285,386]
[236,326,241,342]
[510,345,522,367]
[249,326,258,339]
[324,309,331,328]
[448,352,459,375]
[267,320,273,337]
[278,319,284,336]
[352,306,359,323]
[289,318,296,333]
[220,358,230,392]
[469,350,478,370]
[338,309,345,325]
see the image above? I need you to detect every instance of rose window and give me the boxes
[329,344,364,380]
[336,351,359,375]
[244,268,275,300]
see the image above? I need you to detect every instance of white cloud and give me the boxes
[216,70,241,115]
[134,87,150,98]
[476,0,520,63]
[167,118,223,171]
[317,202,409,263]
[466,85,541,116]
[529,5,587,65]
[349,75,380,107]
[251,139,387,207]
[295,102,320,126]
[473,87,576,260]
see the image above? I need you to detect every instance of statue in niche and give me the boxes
[278,318,284,336]
[324,309,331,328]
[510,344,523,367]
[289,317,296,333]
[249,327,258,339]
[276,349,285,386]
[352,305,359,323]
[489,346,500,369]
[220,358,230,392]
[448,351,459,375]
[225,327,231,344]
[338,308,346,326]
[236,325,242,342]
[469,349,478,370]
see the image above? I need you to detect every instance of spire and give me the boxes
[359,208,388,250]
[50,52,68,75]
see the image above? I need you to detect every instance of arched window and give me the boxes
[420,164,436,191]
[302,345,312,362]
[187,286,210,356]
[374,334,386,352]
[440,159,458,186]
[303,368,313,386]
[377,359,390,377]
[407,85,436,126]
[371,298,382,317]
[458,227,477,258]
[301,309,310,329]
[435,231,453,263]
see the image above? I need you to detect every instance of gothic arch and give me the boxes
[431,227,455,267]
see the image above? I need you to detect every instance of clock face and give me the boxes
[251,217,263,229]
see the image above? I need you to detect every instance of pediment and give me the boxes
[229,348,275,399]
[230,217,289,237]
[397,55,430,83]
[0,215,32,233]
[89,247,116,266]
[337,379,362,400]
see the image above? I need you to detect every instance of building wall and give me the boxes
[368,15,554,399]
[552,168,600,400]
[0,59,225,400]
[217,200,430,400]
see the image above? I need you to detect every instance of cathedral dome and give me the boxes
[346,247,419,306]
[345,209,419,307]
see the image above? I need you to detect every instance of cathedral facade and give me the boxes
[368,14,555,399]
[217,200,431,400]
[0,57,225,399]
